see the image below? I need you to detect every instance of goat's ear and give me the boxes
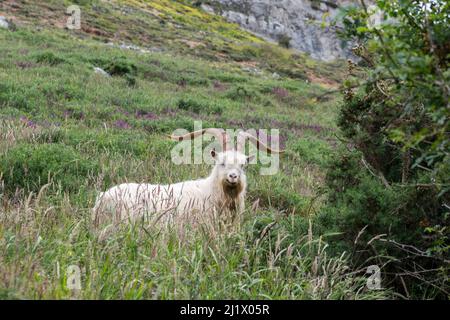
[246,155,255,164]
[210,148,217,159]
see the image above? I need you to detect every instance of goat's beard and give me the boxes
[216,179,243,213]
[221,179,244,199]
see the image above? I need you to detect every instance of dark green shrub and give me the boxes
[277,34,291,49]
[104,58,137,76]
[177,98,222,115]
[320,149,412,247]
[319,148,449,298]
[225,86,254,101]
[0,143,99,193]
[320,0,450,298]
[34,52,66,65]
[98,57,138,86]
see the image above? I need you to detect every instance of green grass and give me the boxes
[0,0,390,299]
[0,197,389,299]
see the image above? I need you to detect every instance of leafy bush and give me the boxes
[96,57,139,87]
[104,58,137,76]
[322,0,450,298]
[319,148,448,297]
[0,143,99,193]
[34,52,66,65]
[278,34,291,49]
[225,86,254,101]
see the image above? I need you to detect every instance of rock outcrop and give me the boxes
[0,16,10,29]
[203,0,356,61]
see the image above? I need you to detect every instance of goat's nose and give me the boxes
[228,173,238,179]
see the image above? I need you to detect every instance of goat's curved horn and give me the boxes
[237,131,285,154]
[168,128,232,151]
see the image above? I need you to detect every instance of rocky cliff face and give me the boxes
[203,0,355,61]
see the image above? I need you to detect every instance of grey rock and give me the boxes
[93,67,110,77]
[241,66,263,75]
[206,0,358,61]
[106,42,164,54]
[200,4,215,14]
[0,16,9,29]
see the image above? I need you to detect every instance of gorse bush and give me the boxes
[321,0,450,298]
[278,34,291,49]
[320,148,425,249]
[103,57,138,87]
[177,98,223,115]
[320,148,449,298]
[0,143,99,194]
[34,51,66,65]
[104,57,137,77]
[225,86,256,102]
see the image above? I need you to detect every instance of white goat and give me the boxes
[92,128,283,226]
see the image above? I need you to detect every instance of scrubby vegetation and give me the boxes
[320,0,449,298]
[278,34,292,49]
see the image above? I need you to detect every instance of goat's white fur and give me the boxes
[93,150,250,226]
[93,128,283,227]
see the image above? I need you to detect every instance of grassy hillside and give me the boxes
[1,0,345,82]
[0,0,389,299]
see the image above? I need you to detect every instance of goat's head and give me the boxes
[210,148,251,189]
[169,128,284,191]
